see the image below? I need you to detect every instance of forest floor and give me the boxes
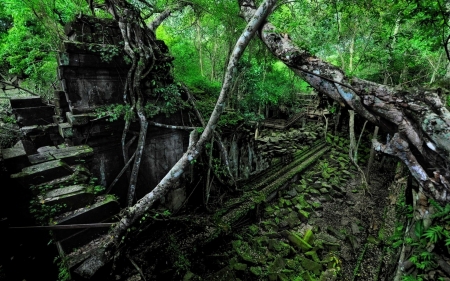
[115,131,404,281]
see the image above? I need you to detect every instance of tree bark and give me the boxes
[239,0,450,203]
[75,0,277,276]
[365,126,379,182]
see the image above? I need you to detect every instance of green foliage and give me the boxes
[0,100,19,148]
[95,103,133,122]
[29,199,66,224]
[54,256,71,281]
[167,234,191,276]
[145,84,188,117]
[87,43,121,63]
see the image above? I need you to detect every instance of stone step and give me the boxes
[28,145,93,165]
[2,140,30,173]
[66,112,95,126]
[32,165,91,195]
[10,96,45,108]
[58,217,114,254]
[10,160,73,186]
[42,184,95,211]
[13,105,55,127]
[53,197,119,241]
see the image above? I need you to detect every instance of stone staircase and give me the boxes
[2,95,121,280]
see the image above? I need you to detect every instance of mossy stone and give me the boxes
[268,239,290,257]
[303,229,315,244]
[232,240,265,264]
[249,266,262,276]
[233,263,247,271]
[248,224,259,235]
[301,270,318,281]
[300,257,322,276]
[268,256,285,273]
[285,231,312,251]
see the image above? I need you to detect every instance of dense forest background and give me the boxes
[1,0,449,140]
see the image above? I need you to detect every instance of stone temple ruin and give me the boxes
[1,16,192,276]
[0,16,331,279]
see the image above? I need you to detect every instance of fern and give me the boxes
[423,226,444,243]
[402,275,423,281]
[430,200,450,221]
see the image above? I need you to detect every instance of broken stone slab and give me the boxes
[282,230,312,251]
[11,160,73,186]
[10,96,44,108]
[50,145,94,165]
[2,140,30,173]
[53,198,119,241]
[43,184,95,210]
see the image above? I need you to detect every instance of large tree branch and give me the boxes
[148,3,187,31]
[239,0,450,202]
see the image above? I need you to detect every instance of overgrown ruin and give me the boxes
[1,10,450,281]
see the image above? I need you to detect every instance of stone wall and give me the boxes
[6,16,189,206]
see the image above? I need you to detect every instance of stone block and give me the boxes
[10,96,44,108]
[54,91,69,107]
[43,184,95,210]
[14,106,55,126]
[10,160,73,186]
[66,112,92,126]
[58,123,73,138]
[2,141,30,173]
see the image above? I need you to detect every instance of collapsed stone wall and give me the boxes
[225,124,325,182]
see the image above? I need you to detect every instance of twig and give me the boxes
[148,121,198,130]
[393,219,412,281]
[174,177,203,215]
[106,151,137,194]
[128,256,147,281]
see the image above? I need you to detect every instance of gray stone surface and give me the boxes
[3,141,30,172]
[44,184,95,210]
[167,188,186,211]
[11,159,73,185]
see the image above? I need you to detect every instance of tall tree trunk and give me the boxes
[366,126,379,182]
[196,20,204,76]
[384,16,401,85]
[75,1,277,276]
[349,33,355,73]
[211,39,218,81]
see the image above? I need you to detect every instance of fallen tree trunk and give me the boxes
[239,0,450,203]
